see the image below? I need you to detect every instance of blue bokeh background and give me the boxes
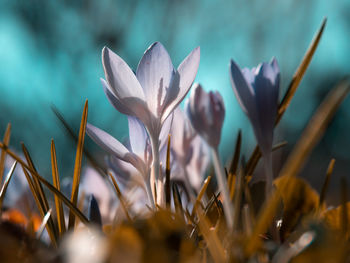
[0,0,349,202]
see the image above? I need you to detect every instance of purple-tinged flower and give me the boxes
[170,107,209,195]
[101,42,199,138]
[87,116,151,178]
[186,84,225,149]
[171,107,196,166]
[87,115,172,208]
[101,42,199,202]
[229,58,280,157]
[186,135,210,191]
[87,116,153,206]
[186,84,233,229]
[229,58,280,197]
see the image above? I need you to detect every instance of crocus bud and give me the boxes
[186,84,225,149]
[229,58,280,157]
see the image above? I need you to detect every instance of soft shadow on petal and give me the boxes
[128,116,148,158]
[118,97,152,128]
[136,42,174,116]
[87,123,147,175]
[161,47,200,123]
[101,78,134,116]
[255,62,280,89]
[253,63,280,154]
[229,59,256,114]
[241,67,256,87]
[87,123,131,160]
[160,72,180,123]
[102,47,145,100]
[159,112,173,151]
[107,155,143,188]
[177,47,200,92]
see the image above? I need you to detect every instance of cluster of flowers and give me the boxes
[86,42,280,228]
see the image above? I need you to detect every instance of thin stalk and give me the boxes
[165,135,171,208]
[263,152,280,242]
[263,152,273,199]
[149,134,160,204]
[144,177,156,209]
[183,167,197,201]
[211,147,234,230]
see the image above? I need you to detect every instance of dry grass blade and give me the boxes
[229,130,242,175]
[30,168,89,225]
[172,183,184,220]
[21,143,58,242]
[279,79,350,178]
[51,139,66,235]
[68,100,88,229]
[242,205,253,236]
[245,18,326,175]
[191,176,212,218]
[165,134,171,208]
[0,144,90,226]
[108,172,132,222]
[20,165,57,247]
[0,161,17,212]
[244,188,283,256]
[245,147,260,175]
[233,169,244,232]
[21,143,48,211]
[318,158,335,210]
[245,141,287,175]
[36,208,52,239]
[277,18,327,122]
[51,104,107,176]
[0,123,11,184]
[197,207,226,263]
[243,184,256,225]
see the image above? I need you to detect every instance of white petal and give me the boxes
[161,47,200,123]
[102,78,152,130]
[101,78,134,116]
[136,42,174,116]
[87,123,130,160]
[159,112,173,151]
[102,47,145,101]
[86,123,146,174]
[170,107,186,154]
[127,116,148,158]
[177,47,200,93]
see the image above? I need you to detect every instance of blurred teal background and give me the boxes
[0,0,349,202]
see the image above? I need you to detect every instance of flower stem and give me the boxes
[211,147,234,230]
[263,152,280,242]
[144,177,156,209]
[183,167,197,203]
[150,134,160,205]
[263,152,273,199]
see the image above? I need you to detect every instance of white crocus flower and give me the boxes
[93,42,200,203]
